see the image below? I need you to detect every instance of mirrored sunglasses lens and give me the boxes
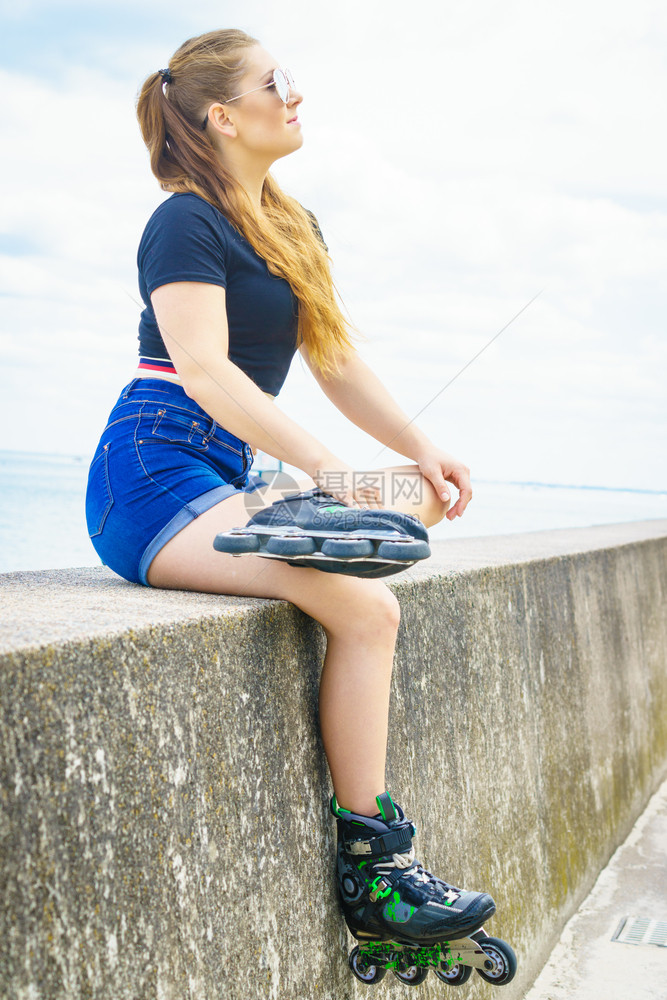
[274,69,290,102]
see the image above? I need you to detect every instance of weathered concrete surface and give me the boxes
[525,777,667,1000]
[1,519,666,1000]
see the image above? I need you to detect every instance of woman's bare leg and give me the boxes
[146,470,448,816]
[354,464,451,525]
[249,464,450,526]
[147,487,398,815]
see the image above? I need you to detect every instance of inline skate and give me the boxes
[332,793,517,987]
[212,488,431,578]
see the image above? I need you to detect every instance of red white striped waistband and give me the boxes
[133,358,276,401]
[134,357,181,383]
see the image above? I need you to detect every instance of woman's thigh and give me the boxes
[146,486,401,634]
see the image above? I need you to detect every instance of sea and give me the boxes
[0,449,665,574]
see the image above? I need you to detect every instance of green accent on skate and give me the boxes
[369,875,392,899]
[420,945,441,966]
[439,946,463,971]
[359,941,443,971]
[331,795,351,816]
[383,890,416,923]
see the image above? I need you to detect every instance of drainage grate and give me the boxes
[612,916,667,947]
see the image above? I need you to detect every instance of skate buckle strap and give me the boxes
[346,825,414,857]
[368,875,393,902]
[376,792,398,822]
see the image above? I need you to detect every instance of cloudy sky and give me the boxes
[2,0,666,492]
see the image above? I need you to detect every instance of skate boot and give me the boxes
[333,794,516,987]
[212,488,431,578]
[332,793,495,945]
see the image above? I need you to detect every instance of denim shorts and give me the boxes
[85,379,269,586]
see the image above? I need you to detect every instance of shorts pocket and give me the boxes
[150,407,217,451]
[86,444,114,538]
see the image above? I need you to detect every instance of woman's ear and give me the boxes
[205,103,237,138]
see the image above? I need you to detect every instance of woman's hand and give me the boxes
[311,455,383,508]
[415,448,472,520]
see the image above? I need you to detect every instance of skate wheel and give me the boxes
[475,937,517,985]
[265,535,316,556]
[392,965,429,986]
[349,945,386,984]
[434,962,473,985]
[321,537,375,558]
[376,539,430,561]
[213,531,260,554]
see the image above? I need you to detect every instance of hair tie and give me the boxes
[159,68,173,85]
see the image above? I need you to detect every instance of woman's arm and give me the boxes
[300,343,472,518]
[301,344,431,462]
[151,282,355,496]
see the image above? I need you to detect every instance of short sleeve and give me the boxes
[138,193,228,296]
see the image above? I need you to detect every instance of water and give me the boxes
[0,451,94,573]
[0,449,665,573]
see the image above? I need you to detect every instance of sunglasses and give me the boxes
[228,68,295,104]
[201,68,296,129]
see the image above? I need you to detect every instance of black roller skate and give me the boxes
[333,793,517,987]
[212,488,430,578]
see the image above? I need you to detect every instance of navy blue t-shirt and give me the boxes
[137,192,304,397]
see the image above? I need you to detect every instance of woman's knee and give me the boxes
[375,464,450,527]
[322,580,401,639]
[380,587,401,630]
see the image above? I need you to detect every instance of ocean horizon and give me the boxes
[1,448,665,575]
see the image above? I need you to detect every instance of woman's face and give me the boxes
[222,45,303,163]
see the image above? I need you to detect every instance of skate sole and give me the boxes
[213,525,431,570]
[347,896,497,946]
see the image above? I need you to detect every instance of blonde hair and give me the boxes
[136,29,357,376]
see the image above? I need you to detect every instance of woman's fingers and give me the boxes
[444,467,472,519]
[446,487,472,519]
[315,474,383,509]
[429,474,451,504]
[353,486,383,508]
[417,452,472,520]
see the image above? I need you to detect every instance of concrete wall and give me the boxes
[1,520,666,1000]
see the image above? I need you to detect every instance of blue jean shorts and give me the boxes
[85,379,268,586]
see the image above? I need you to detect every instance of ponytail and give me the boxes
[136,30,356,376]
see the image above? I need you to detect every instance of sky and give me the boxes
[1,0,666,492]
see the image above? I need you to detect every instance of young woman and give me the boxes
[86,28,495,970]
